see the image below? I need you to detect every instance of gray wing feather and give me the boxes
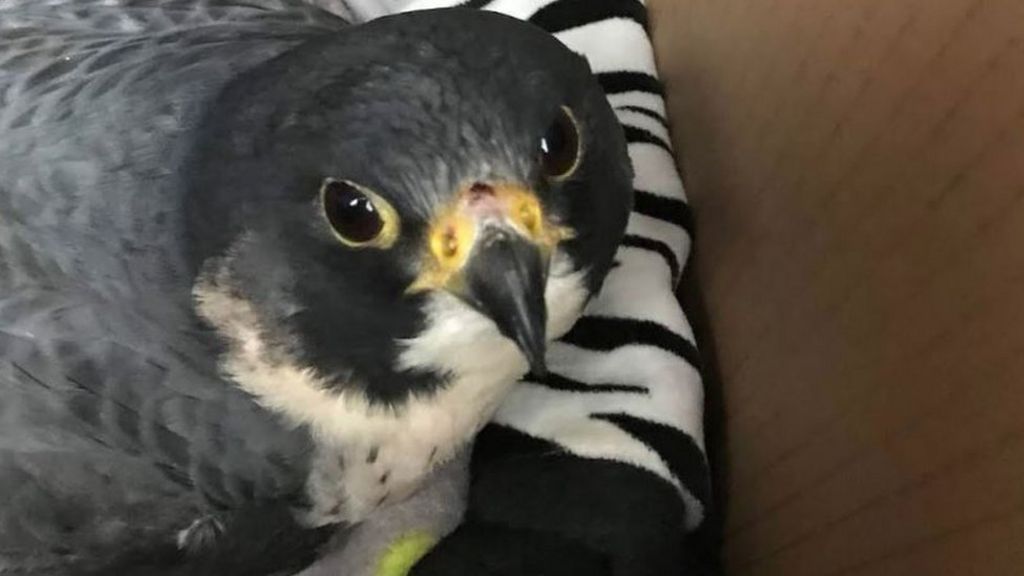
[0,1,349,570]
[1,0,348,300]
[0,290,315,570]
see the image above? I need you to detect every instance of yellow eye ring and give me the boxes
[320,178,400,249]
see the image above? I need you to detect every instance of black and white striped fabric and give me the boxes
[357,1,711,573]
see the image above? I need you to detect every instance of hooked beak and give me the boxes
[460,226,549,375]
[409,182,574,375]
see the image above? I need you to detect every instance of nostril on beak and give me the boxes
[468,182,495,202]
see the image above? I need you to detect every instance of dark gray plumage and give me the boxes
[0,1,632,574]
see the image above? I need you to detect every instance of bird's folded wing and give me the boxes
[0,0,345,36]
[0,0,346,136]
[0,291,314,571]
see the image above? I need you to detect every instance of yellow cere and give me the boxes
[406,183,575,294]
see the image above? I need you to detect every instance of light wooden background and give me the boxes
[649,0,1024,574]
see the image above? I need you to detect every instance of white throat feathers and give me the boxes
[192,249,588,525]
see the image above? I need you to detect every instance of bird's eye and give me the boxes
[539,106,582,180]
[320,179,399,248]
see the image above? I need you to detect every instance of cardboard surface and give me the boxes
[648,1,1024,574]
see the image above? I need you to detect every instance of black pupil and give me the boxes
[540,110,578,177]
[323,181,384,243]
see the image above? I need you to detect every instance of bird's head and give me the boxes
[187,9,633,405]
